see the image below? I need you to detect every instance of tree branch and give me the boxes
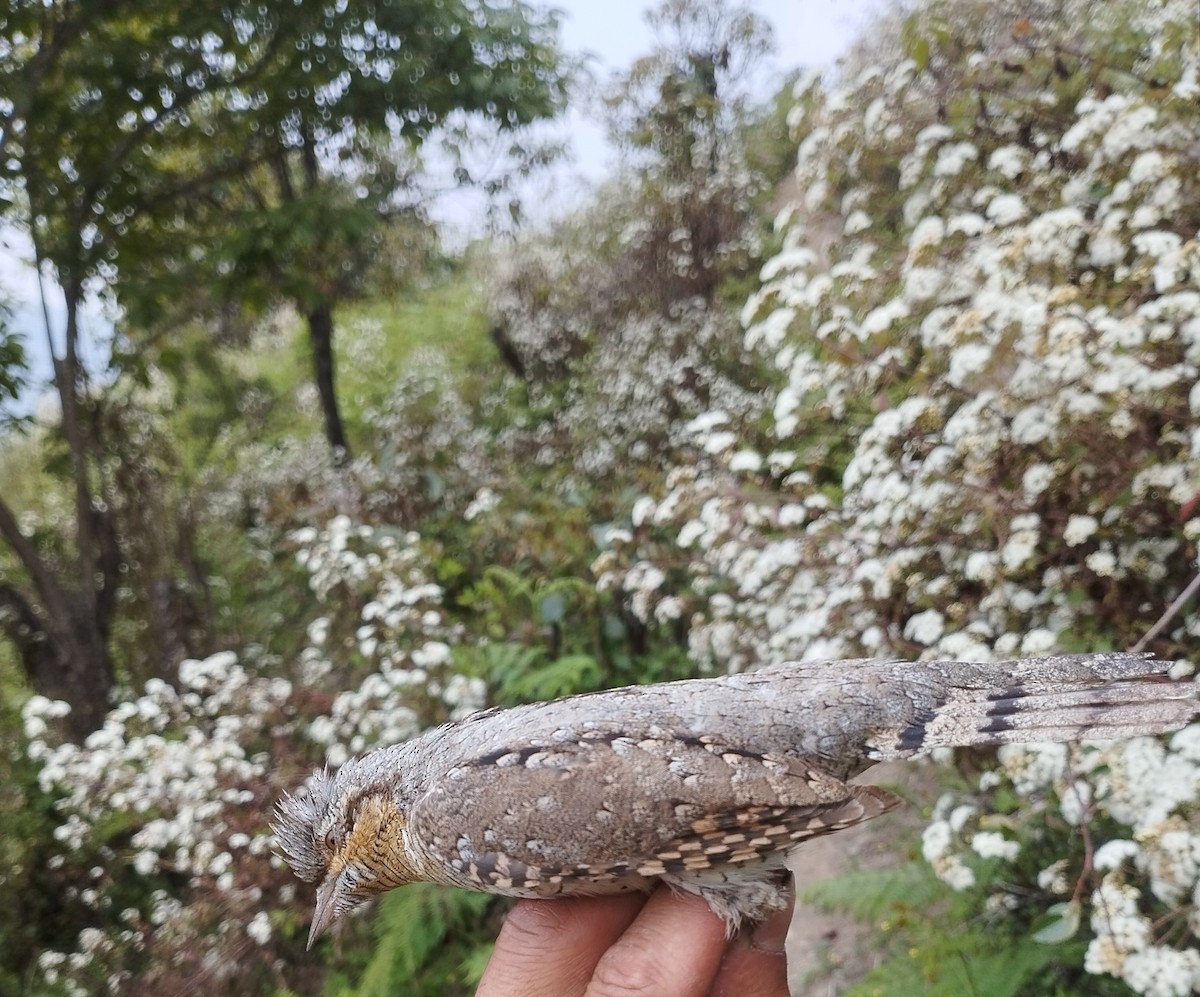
[0,495,73,634]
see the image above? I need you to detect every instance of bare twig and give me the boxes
[1132,570,1200,651]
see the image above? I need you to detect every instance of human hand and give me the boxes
[476,886,792,997]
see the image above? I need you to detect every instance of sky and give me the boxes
[554,0,881,169]
[560,0,879,100]
[1,0,884,411]
[435,0,884,233]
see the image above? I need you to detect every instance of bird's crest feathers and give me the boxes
[272,767,337,883]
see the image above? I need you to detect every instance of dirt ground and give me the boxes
[784,762,938,996]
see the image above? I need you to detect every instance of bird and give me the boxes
[272,652,1198,948]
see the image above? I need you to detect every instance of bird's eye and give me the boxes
[323,828,342,852]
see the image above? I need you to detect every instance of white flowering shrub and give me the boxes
[593,0,1200,991]
[923,728,1200,996]
[487,219,767,479]
[18,652,295,995]
[290,514,482,766]
[605,0,1200,672]
[9,515,493,995]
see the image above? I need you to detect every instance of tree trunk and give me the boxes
[0,501,118,742]
[307,300,351,459]
[0,265,119,740]
[0,579,113,739]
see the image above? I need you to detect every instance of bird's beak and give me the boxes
[308,876,342,950]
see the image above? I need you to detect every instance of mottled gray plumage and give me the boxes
[273,652,1197,945]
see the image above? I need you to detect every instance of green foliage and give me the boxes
[0,706,63,993]
[1,0,569,299]
[142,319,298,473]
[1,0,571,475]
[462,565,596,637]
[334,279,493,429]
[336,884,494,997]
[0,316,27,425]
[846,934,1060,997]
[0,424,61,529]
[462,641,604,704]
[805,859,1124,997]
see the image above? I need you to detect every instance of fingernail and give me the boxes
[749,909,791,954]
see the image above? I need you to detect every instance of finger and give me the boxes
[710,902,792,997]
[477,892,647,997]
[585,887,729,997]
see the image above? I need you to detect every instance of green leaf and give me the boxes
[345,883,493,997]
[843,930,1059,997]
[802,860,943,923]
[901,14,932,72]
[536,591,568,624]
[504,654,602,700]
[1032,902,1081,944]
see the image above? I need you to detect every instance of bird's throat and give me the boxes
[343,793,422,891]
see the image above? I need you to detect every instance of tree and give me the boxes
[600,0,773,306]
[0,0,567,738]
[119,0,569,457]
[0,0,256,737]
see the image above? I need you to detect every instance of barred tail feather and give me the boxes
[903,652,1197,753]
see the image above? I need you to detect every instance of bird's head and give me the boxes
[272,759,421,948]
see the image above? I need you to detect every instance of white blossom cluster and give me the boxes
[551,301,765,477]
[357,352,499,511]
[18,517,491,992]
[206,347,496,540]
[486,235,606,385]
[600,3,1200,668]
[591,0,1200,989]
[294,515,436,604]
[929,728,1200,996]
[292,516,482,765]
[22,651,291,992]
[486,187,766,479]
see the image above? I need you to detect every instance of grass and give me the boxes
[142,266,496,469]
[338,279,491,381]
[0,422,59,519]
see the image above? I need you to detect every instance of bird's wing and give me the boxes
[407,725,900,893]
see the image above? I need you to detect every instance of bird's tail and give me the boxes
[907,652,1197,751]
